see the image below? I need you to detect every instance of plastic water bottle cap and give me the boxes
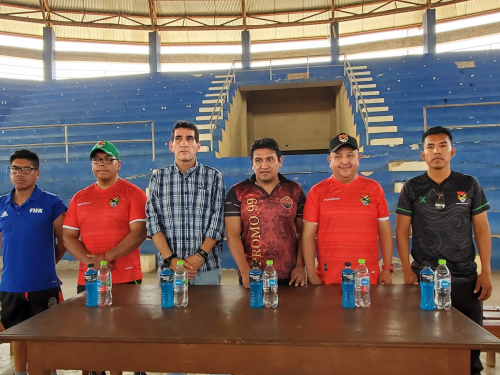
[100,261,107,266]
[344,262,351,267]
[266,260,273,265]
[438,259,446,265]
[88,263,94,268]
[358,259,366,264]
[177,260,184,266]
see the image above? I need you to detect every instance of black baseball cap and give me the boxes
[329,133,359,153]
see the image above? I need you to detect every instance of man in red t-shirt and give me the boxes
[63,140,147,293]
[225,138,307,287]
[302,133,393,285]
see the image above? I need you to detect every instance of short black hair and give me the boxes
[171,121,200,143]
[10,149,39,169]
[250,137,282,161]
[422,126,453,145]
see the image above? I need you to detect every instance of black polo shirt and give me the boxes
[396,171,489,277]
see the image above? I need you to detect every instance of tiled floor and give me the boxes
[1,269,500,375]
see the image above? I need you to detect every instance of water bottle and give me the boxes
[420,265,435,311]
[435,259,451,310]
[263,260,278,308]
[160,260,174,309]
[249,262,263,308]
[173,260,188,308]
[355,259,370,308]
[97,260,112,306]
[84,263,98,307]
[341,262,355,309]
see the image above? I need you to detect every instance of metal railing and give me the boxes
[208,61,236,151]
[0,120,155,162]
[343,55,370,145]
[423,102,500,131]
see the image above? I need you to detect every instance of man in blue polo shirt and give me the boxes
[0,149,66,375]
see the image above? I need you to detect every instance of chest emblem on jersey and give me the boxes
[457,191,467,203]
[280,196,293,209]
[29,208,43,213]
[360,195,370,206]
[109,197,119,207]
[0,211,8,218]
[339,133,349,143]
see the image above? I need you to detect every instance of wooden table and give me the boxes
[1,284,499,375]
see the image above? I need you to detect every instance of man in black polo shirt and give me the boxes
[396,126,492,375]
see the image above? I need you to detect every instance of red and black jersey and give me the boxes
[225,174,306,280]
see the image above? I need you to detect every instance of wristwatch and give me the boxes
[382,264,395,273]
[163,253,177,268]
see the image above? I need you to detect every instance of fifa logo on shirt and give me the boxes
[360,195,370,206]
[29,208,43,213]
[109,197,120,207]
[457,191,467,203]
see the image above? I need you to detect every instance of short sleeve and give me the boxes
[396,181,414,217]
[51,199,67,222]
[471,177,490,216]
[296,187,306,218]
[63,195,80,230]
[128,185,147,224]
[303,186,320,224]
[224,186,241,217]
[376,183,390,220]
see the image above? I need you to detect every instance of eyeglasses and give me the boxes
[9,166,38,174]
[90,157,117,164]
[433,186,445,210]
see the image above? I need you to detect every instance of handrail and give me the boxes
[423,101,500,131]
[343,54,370,146]
[0,120,155,162]
[208,61,236,151]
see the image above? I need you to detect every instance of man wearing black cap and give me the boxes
[302,133,394,284]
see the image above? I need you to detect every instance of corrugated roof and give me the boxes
[0,0,498,44]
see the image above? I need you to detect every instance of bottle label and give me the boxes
[174,279,183,286]
[421,273,434,283]
[85,274,97,283]
[342,273,354,282]
[160,274,174,284]
[250,274,262,283]
[439,279,451,288]
[268,279,277,287]
[361,277,370,286]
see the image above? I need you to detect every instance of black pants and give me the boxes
[414,271,483,375]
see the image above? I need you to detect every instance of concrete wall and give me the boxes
[248,86,337,153]
[335,82,357,140]
[217,89,249,157]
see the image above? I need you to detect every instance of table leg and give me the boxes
[27,342,50,375]
[487,351,497,367]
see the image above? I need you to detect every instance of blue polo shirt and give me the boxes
[0,185,67,293]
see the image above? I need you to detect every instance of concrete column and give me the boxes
[149,31,161,73]
[241,30,251,69]
[423,9,436,54]
[43,27,55,81]
[330,22,340,61]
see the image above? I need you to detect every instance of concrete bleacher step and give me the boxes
[202,99,219,104]
[354,77,373,82]
[369,137,404,146]
[368,126,398,134]
[357,91,380,96]
[367,115,394,123]
[388,161,427,172]
[364,98,385,104]
[357,84,377,89]
[205,93,225,97]
[361,106,389,113]
[350,66,368,70]
[199,107,221,113]
[353,71,371,76]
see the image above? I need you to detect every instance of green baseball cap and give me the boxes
[90,140,120,160]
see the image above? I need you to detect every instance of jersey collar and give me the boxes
[6,184,42,204]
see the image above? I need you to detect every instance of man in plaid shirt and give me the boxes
[146,121,225,285]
